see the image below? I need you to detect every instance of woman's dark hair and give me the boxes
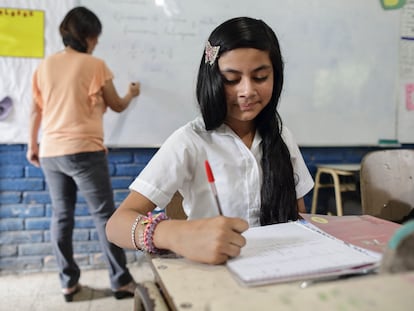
[196,17,298,225]
[59,6,102,53]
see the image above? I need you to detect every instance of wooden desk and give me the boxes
[311,163,361,216]
[149,257,413,311]
[134,214,410,311]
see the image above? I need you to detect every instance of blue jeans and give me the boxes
[40,151,133,290]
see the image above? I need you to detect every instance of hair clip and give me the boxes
[205,41,220,66]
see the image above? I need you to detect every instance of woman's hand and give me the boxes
[153,216,249,265]
[26,144,40,167]
[129,82,140,97]
[102,80,141,112]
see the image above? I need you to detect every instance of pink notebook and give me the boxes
[300,214,401,253]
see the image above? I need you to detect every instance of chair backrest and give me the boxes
[165,191,187,220]
[360,149,414,222]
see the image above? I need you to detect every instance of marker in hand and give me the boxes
[204,160,223,215]
[129,82,140,97]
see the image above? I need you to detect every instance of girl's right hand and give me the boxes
[153,216,249,265]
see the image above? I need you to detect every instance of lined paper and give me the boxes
[227,221,381,286]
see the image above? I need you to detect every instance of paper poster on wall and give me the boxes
[399,0,414,78]
[380,0,406,10]
[0,7,44,58]
[399,40,414,79]
[405,83,414,110]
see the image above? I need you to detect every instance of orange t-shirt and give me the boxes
[32,48,113,157]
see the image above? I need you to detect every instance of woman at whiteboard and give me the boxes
[106,17,314,264]
[26,7,140,302]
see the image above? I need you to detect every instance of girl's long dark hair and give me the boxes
[196,17,298,225]
[59,6,102,53]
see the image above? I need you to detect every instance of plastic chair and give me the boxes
[360,149,414,222]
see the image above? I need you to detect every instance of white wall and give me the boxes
[1,0,408,146]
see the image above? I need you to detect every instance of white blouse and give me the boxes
[129,117,314,226]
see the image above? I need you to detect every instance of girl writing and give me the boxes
[106,16,314,265]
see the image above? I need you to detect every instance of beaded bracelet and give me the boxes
[141,212,169,254]
[131,214,144,251]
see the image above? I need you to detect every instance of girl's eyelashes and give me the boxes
[222,76,269,85]
[222,78,239,85]
[253,76,268,82]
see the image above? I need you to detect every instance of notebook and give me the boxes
[300,214,400,253]
[226,220,381,286]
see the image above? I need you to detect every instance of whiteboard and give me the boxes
[0,0,404,146]
[80,0,401,146]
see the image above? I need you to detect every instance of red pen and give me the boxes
[204,160,223,215]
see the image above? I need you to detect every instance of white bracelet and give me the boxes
[131,214,143,251]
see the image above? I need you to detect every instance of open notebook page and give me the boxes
[226,221,381,286]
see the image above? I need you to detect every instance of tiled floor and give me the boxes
[0,257,154,311]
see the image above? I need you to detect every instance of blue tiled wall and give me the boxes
[0,144,412,273]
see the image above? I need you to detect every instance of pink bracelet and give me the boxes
[141,212,169,254]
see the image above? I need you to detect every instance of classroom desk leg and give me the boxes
[134,281,169,311]
[311,170,322,215]
[332,172,343,216]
